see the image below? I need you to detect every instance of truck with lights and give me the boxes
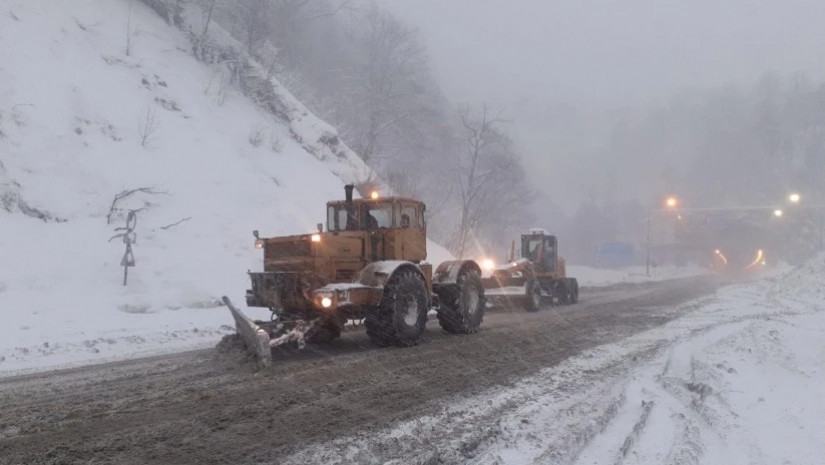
[223,185,485,364]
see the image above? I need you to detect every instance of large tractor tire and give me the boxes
[568,278,579,304]
[523,279,542,312]
[437,269,485,333]
[365,269,429,347]
[558,278,579,305]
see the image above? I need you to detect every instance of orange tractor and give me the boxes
[482,229,579,311]
[223,185,486,365]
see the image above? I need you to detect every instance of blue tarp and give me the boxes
[596,242,635,267]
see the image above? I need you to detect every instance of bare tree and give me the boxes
[200,0,221,39]
[106,186,166,224]
[383,170,422,199]
[138,106,160,148]
[452,104,532,258]
[248,124,266,147]
[125,0,133,56]
[346,6,427,163]
[228,0,275,55]
[267,0,354,60]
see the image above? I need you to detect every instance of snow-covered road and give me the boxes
[0,261,706,376]
[281,261,824,465]
[2,261,815,465]
[0,276,720,464]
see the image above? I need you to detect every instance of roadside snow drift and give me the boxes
[0,0,452,374]
[569,264,708,287]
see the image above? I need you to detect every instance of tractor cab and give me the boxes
[325,198,424,233]
[325,186,427,264]
[521,229,558,273]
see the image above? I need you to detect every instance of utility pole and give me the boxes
[646,210,651,276]
[646,196,678,276]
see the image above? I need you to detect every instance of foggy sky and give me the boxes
[383,0,825,212]
[384,0,825,106]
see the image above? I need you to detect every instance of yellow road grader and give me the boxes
[482,229,579,311]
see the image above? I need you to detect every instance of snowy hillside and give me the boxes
[0,0,449,373]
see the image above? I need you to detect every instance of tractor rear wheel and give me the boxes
[437,269,485,333]
[558,279,578,305]
[523,279,542,312]
[568,278,579,304]
[365,270,429,347]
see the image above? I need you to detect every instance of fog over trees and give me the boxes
[540,75,825,263]
[189,0,533,257]
[384,0,825,265]
[191,0,825,264]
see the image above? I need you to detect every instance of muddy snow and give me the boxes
[281,260,824,465]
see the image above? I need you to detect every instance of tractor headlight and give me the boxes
[254,239,264,249]
[315,290,335,309]
[483,259,495,271]
[311,234,321,243]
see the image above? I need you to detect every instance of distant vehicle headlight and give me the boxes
[254,239,264,249]
[321,297,333,308]
[311,234,321,243]
[483,259,495,271]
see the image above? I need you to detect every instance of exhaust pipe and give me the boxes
[345,184,354,203]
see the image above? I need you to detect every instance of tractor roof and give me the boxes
[328,197,424,206]
[526,228,552,236]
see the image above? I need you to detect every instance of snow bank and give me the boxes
[569,264,709,287]
[573,258,825,465]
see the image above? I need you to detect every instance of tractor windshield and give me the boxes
[361,202,393,229]
[524,237,543,260]
[327,201,395,231]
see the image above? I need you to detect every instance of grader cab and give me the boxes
[483,229,579,311]
[223,185,486,365]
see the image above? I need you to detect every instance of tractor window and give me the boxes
[524,238,543,261]
[362,202,393,229]
[542,236,557,270]
[400,206,418,229]
[327,205,358,231]
[544,237,555,254]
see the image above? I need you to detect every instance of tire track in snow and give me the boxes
[282,297,720,465]
[285,272,820,465]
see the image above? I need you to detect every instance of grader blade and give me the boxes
[222,296,272,366]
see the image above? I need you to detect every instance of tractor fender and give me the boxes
[432,260,482,285]
[355,260,427,290]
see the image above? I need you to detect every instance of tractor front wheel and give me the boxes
[523,279,542,312]
[567,278,579,304]
[365,270,429,347]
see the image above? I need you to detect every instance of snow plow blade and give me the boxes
[484,287,528,309]
[222,296,272,366]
